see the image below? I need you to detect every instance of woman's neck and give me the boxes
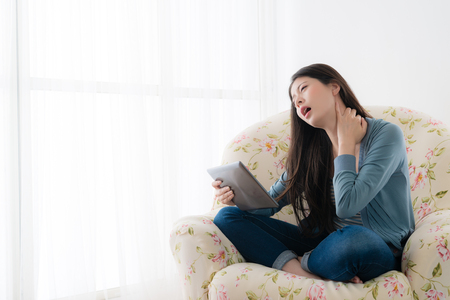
[325,125,340,159]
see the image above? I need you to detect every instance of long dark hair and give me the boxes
[276,64,372,237]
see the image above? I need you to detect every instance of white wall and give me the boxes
[275,0,450,125]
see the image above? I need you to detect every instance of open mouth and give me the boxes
[301,106,311,117]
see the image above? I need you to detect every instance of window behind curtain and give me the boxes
[12,0,276,299]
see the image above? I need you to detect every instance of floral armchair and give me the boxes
[170,106,450,300]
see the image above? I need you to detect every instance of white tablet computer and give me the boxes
[207,161,279,211]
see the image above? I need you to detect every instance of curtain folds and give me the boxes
[2,0,276,299]
[1,0,20,299]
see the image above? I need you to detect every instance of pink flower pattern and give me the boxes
[400,108,418,114]
[211,233,221,246]
[425,289,446,300]
[409,165,416,177]
[274,159,285,170]
[307,282,326,300]
[231,245,238,254]
[383,276,405,298]
[435,236,450,262]
[428,225,444,233]
[404,266,413,282]
[426,148,434,160]
[212,248,228,268]
[186,261,193,275]
[411,168,428,191]
[427,118,443,126]
[256,122,270,133]
[235,276,240,287]
[233,134,249,144]
[259,138,276,154]
[177,224,189,235]
[216,284,230,300]
[283,272,300,280]
[417,202,432,219]
[202,219,213,225]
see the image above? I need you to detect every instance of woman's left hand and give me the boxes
[335,101,367,154]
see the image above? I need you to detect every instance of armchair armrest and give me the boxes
[169,210,245,300]
[402,210,450,299]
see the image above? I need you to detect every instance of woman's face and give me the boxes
[290,76,340,129]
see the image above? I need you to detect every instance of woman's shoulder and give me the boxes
[363,117,405,157]
[365,117,403,140]
[366,117,399,129]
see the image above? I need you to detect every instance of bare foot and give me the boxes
[281,257,364,284]
[349,276,363,284]
[281,257,322,280]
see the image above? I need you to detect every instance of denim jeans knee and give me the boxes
[213,206,243,229]
[307,225,399,282]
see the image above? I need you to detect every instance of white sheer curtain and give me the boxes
[1,0,20,299]
[2,0,276,299]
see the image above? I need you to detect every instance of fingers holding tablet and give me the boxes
[212,180,235,206]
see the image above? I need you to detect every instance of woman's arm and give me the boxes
[247,171,290,216]
[333,121,407,218]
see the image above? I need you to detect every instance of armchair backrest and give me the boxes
[215,106,450,224]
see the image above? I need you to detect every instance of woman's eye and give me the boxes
[301,86,307,92]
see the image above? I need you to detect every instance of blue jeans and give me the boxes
[213,206,400,282]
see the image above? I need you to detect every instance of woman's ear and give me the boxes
[330,82,340,96]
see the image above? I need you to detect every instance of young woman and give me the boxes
[212,63,415,283]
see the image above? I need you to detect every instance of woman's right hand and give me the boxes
[212,181,235,206]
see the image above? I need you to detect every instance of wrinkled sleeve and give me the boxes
[247,171,290,216]
[333,123,406,218]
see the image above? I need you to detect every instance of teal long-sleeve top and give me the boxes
[249,117,415,252]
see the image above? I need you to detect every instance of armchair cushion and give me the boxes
[403,210,450,299]
[209,264,411,300]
